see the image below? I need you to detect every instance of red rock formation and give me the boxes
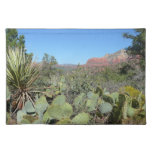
[54,50,141,70]
[85,49,128,67]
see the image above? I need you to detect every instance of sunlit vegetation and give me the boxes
[6,29,146,125]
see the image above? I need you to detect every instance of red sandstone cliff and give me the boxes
[85,49,128,67]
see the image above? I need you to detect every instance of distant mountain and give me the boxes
[84,49,128,67]
[54,49,140,70]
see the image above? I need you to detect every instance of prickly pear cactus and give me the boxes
[56,118,71,125]
[43,111,50,123]
[23,115,38,123]
[60,76,65,83]
[132,99,139,109]
[99,102,113,114]
[59,82,66,92]
[72,112,90,125]
[109,94,126,123]
[73,93,86,112]
[86,99,97,112]
[35,96,48,120]
[86,92,99,112]
[102,95,113,104]
[118,94,126,107]
[87,91,98,100]
[127,106,136,117]
[17,110,26,124]
[44,89,53,98]
[21,118,31,124]
[110,92,119,104]
[120,86,145,108]
[52,95,66,105]
[122,98,129,120]
[33,119,42,124]
[103,88,110,95]
[94,86,103,97]
[44,102,73,123]
[24,100,36,115]
[98,98,103,104]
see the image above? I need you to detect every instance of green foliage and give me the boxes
[65,67,94,98]
[43,83,62,99]
[59,82,67,92]
[44,89,54,98]
[42,53,57,65]
[123,29,145,58]
[121,86,145,109]
[123,29,145,69]
[6,46,145,125]
[42,54,57,75]
[119,63,134,75]
[34,53,58,87]
[6,29,25,51]
[72,112,90,125]
[123,86,144,99]
[7,48,39,92]
[6,86,11,100]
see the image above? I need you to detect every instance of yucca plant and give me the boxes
[6,48,39,115]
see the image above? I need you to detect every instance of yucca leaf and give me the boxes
[6,48,39,92]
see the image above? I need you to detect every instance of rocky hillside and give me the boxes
[85,49,128,67]
[55,49,136,70]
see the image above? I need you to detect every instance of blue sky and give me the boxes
[18,29,135,64]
